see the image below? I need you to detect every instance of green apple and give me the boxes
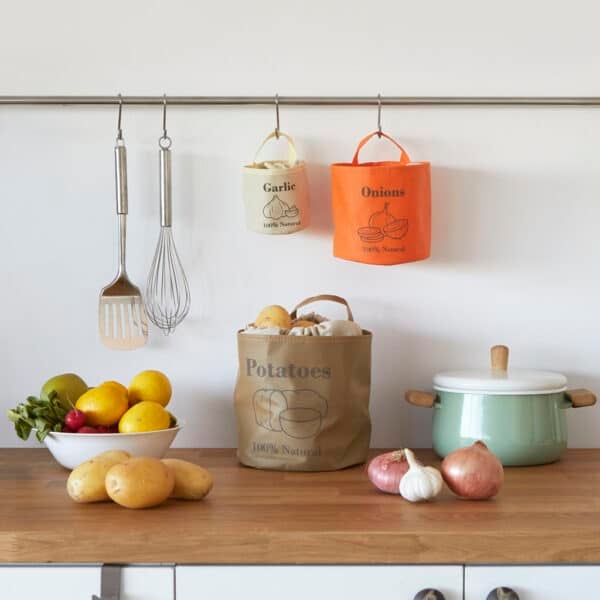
[41,373,88,410]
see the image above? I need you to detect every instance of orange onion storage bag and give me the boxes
[331,131,431,265]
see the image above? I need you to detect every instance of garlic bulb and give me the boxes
[399,448,443,502]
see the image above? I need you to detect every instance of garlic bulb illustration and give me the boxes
[263,195,290,220]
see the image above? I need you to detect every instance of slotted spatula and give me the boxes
[98,137,148,350]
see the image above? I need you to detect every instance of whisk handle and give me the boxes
[114,142,128,215]
[159,146,172,227]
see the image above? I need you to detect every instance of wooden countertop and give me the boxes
[1,448,599,564]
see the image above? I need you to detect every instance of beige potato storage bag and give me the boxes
[242,132,310,234]
[234,295,372,471]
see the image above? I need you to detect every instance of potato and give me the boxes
[162,458,213,500]
[67,450,131,503]
[105,457,174,509]
[291,320,316,328]
[255,305,292,329]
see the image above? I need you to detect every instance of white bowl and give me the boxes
[43,423,184,469]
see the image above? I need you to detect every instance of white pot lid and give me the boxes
[433,368,567,395]
[432,345,568,395]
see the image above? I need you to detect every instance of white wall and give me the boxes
[1,0,600,448]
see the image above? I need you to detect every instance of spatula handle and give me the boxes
[115,142,128,215]
[117,213,127,276]
[114,141,128,275]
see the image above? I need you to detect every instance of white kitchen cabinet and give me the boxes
[465,565,600,599]
[121,566,175,600]
[7,563,600,598]
[176,566,463,600]
[0,566,101,600]
[0,565,174,600]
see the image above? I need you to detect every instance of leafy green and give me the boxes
[6,390,74,442]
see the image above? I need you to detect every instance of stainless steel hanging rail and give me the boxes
[1,95,600,106]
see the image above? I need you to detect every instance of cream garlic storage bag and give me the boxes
[242,132,310,234]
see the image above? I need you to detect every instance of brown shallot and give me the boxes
[441,441,504,500]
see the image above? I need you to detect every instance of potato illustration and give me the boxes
[279,408,322,439]
[283,389,328,418]
[253,389,288,431]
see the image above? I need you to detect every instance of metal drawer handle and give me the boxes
[413,589,446,600]
[92,564,121,600]
[487,587,520,600]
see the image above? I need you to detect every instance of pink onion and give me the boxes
[441,441,504,500]
[367,450,411,494]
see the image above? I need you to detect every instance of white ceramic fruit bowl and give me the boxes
[42,423,184,469]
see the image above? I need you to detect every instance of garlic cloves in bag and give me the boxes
[399,448,443,502]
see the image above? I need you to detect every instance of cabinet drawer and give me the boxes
[0,566,100,600]
[465,565,600,599]
[176,566,463,599]
[0,565,174,600]
[121,567,174,600]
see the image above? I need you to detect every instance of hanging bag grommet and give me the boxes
[242,131,310,234]
[331,131,431,265]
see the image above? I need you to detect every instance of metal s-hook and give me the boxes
[159,94,172,149]
[116,94,123,141]
[162,94,168,138]
[274,93,280,139]
[377,93,383,138]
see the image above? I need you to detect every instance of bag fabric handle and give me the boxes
[351,131,410,166]
[253,131,298,167]
[290,294,354,322]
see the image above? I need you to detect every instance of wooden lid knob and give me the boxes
[491,345,509,371]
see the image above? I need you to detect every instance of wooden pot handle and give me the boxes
[405,390,436,408]
[491,345,509,371]
[566,389,597,408]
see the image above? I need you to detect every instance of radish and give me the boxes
[77,426,98,434]
[65,409,86,431]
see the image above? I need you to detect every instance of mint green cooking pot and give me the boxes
[406,345,597,466]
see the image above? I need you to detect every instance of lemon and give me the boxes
[101,380,129,400]
[118,401,171,433]
[75,385,129,427]
[128,370,172,407]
